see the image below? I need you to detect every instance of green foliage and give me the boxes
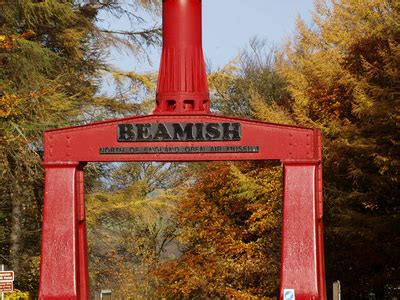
[0,0,161,296]
[0,0,94,290]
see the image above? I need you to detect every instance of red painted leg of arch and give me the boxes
[39,163,80,299]
[316,163,326,299]
[76,167,89,299]
[280,163,326,300]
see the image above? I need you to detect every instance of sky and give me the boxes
[202,0,314,69]
[102,0,315,73]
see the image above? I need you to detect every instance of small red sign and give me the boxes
[0,271,14,282]
[0,281,13,292]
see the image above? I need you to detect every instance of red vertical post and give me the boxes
[280,163,326,300]
[76,166,90,299]
[315,129,326,299]
[39,163,80,299]
[316,162,326,299]
[154,0,209,114]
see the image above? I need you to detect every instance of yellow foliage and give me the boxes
[0,34,15,49]
[278,0,400,129]
[0,93,22,118]
[5,289,29,300]
[57,29,85,60]
[278,1,400,294]
[208,59,239,98]
[111,70,156,92]
[250,91,294,125]
[0,31,36,49]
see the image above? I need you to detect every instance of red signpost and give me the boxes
[0,272,13,282]
[0,282,13,293]
[39,0,326,299]
[0,271,14,295]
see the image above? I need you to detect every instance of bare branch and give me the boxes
[99,27,161,37]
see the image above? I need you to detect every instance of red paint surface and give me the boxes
[43,114,318,163]
[0,281,13,292]
[39,0,326,298]
[281,164,320,299]
[40,117,326,299]
[0,271,14,281]
[39,164,80,299]
[154,0,209,114]
[76,168,89,299]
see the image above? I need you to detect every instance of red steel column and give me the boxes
[316,161,326,299]
[39,162,80,299]
[76,166,89,299]
[280,163,326,300]
[154,0,209,114]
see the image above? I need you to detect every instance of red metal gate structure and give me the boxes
[39,1,326,299]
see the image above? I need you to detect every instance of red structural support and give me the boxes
[38,0,326,299]
[40,163,80,298]
[39,115,326,299]
[281,163,325,299]
[154,0,209,114]
[76,167,90,299]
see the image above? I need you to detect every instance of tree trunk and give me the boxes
[10,183,22,279]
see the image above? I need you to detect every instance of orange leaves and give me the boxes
[155,253,223,298]
[279,1,400,295]
[0,31,36,50]
[155,161,282,298]
[21,30,36,39]
[279,0,400,130]
[0,34,15,50]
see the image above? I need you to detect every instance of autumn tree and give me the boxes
[209,38,291,121]
[0,0,160,295]
[155,162,283,299]
[278,0,400,297]
[156,0,400,295]
[87,162,182,298]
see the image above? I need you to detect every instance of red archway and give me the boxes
[39,1,326,299]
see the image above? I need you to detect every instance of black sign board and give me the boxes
[100,145,259,155]
[117,122,241,142]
